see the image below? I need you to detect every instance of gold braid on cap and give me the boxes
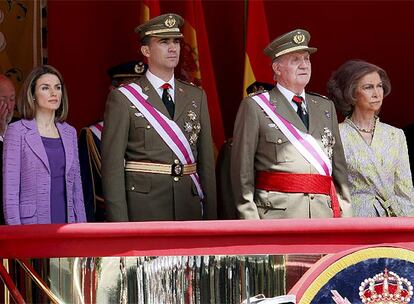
[275,45,310,58]
[144,28,180,36]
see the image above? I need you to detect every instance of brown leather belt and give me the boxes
[125,161,197,177]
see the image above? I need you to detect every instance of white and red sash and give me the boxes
[89,121,104,140]
[252,92,332,176]
[118,83,204,199]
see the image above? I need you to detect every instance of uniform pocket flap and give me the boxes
[265,132,287,144]
[134,119,147,128]
[20,205,36,218]
[126,172,151,193]
[265,191,288,210]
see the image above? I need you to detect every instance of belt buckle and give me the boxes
[171,163,184,177]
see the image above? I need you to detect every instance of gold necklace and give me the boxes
[349,116,376,134]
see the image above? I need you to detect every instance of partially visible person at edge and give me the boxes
[3,65,86,224]
[0,75,16,224]
[327,59,414,217]
[216,81,274,220]
[101,13,217,221]
[231,29,352,219]
[78,61,147,222]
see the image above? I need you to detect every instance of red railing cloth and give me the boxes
[0,218,413,258]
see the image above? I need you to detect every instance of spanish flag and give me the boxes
[140,0,161,23]
[180,1,225,150]
[243,0,273,96]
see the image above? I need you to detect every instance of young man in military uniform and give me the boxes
[231,29,352,219]
[101,13,217,222]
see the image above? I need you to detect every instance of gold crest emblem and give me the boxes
[164,15,176,28]
[321,127,335,160]
[293,33,305,44]
[134,62,145,74]
[184,111,201,146]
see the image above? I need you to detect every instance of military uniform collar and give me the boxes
[276,83,307,111]
[146,69,175,100]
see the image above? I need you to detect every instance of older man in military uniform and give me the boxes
[102,13,217,221]
[231,29,352,219]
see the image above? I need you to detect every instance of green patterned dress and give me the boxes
[339,117,414,217]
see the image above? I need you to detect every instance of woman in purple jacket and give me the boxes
[3,65,86,224]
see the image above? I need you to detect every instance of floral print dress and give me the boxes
[339,117,414,217]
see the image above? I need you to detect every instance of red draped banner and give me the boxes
[180,1,225,149]
[243,0,274,96]
[140,0,160,23]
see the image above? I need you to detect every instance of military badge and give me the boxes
[187,110,197,121]
[192,100,197,108]
[189,133,198,145]
[134,62,145,74]
[184,110,201,145]
[184,121,193,133]
[164,15,176,28]
[324,110,331,119]
[293,32,305,44]
[321,127,335,160]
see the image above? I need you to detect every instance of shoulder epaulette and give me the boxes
[307,91,329,100]
[248,89,268,97]
[177,79,202,89]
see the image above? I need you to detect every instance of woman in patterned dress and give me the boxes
[327,59,414,217]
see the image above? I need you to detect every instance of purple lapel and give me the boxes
[22,119,50,173]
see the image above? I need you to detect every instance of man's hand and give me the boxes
[0,101,8,137]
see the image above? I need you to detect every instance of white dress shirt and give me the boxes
[276,83,307,113]
[146,69,175,102]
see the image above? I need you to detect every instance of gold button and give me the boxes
[146,125,151,129]
[131,186,135,190]
[277,138,282,144]
[173,177,179,182]
[174,159,180,164]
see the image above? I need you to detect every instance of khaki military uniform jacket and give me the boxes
[231,87,352,219]
[101,76,217,221]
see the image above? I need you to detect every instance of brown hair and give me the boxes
[327,60,391,117]
[140,35,151,46]
[17,65,68,122]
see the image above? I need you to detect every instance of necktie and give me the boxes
[161,83,174,119]
[292,95,309,130]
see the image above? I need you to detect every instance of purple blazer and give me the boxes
[3,119,86,225]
